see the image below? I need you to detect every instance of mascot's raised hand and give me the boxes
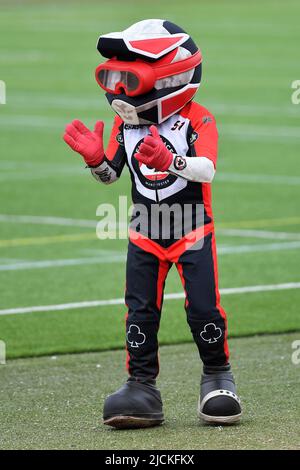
[134,125,173,172]
[63,119,105,167]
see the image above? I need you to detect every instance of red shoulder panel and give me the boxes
[105,115,123,161]
[180,101,218,167]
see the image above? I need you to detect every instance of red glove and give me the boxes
[134,125,173,172]
[63,119,105,167]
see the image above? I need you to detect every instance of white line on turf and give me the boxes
[218,229,300,240]
[208,102,300,118]
[0,214,97,228]
[1,115,299,142]
[0,282,299,316]
[218,241,300,254]
[0,161,82,170]
[8,94,300,117]
[221,124,300,139]
[1,215,300,234]
[0,255,127,271]
[0,241,299,271]
[0,168,84,182]
[216,173,300,186]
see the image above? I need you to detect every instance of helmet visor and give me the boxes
[95,51,202,97]
[97,69,140,93]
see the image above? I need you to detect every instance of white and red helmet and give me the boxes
[96,19,202,125]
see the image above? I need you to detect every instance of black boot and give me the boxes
[103,378,164,429]
[198,365,242,424]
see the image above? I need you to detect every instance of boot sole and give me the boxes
[104,416,164,429]
[198,411,242,425]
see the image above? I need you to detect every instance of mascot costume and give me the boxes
[63,19,242,429]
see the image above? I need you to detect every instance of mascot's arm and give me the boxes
[63,118,126,185]
[168,155,215,183]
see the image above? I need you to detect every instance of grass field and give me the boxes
[1,333,300,450]
[0,0,300,450]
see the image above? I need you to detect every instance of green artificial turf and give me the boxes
[0,0,300,359]
[0,333,299,450]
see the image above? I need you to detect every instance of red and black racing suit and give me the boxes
[91,101,229,380]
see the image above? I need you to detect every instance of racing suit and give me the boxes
[91,101,229,380]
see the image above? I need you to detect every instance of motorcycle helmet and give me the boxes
[95,19,202,125]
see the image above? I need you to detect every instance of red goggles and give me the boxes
[95,49,202,97]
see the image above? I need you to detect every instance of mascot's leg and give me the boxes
[103,241,170,429]
[176,232,242,424]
